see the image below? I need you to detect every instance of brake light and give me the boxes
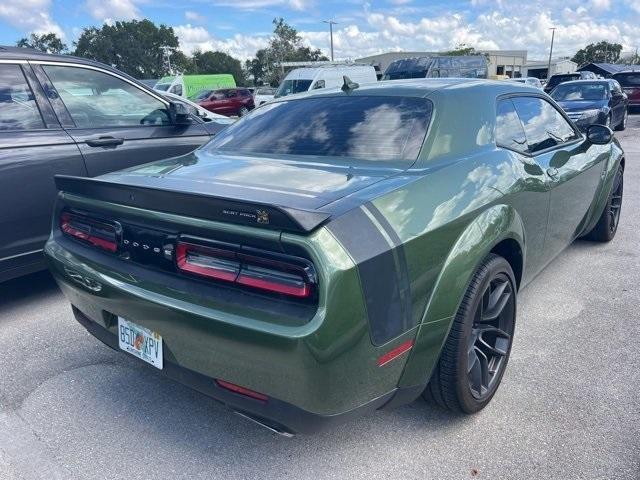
[176,240,315,298]
[60,212,118,252]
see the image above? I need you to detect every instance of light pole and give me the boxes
[323,20,338,62]
[547,27,556,80]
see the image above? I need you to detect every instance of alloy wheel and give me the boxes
[609,169,623,234]
[467,273,516,400]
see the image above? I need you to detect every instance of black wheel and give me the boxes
[583,165,624,242]
[239,107,249,117]
[614,108,628,131]
[424,254,516,413]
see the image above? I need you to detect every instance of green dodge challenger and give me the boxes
[45,79,625,435]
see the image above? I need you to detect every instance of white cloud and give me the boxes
[174,24,270,60]
[185,11,206,23]
[85,0,141,22]
[0,0,64,38]
[212,0,312,11]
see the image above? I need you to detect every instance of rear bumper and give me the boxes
[72,306,414,434]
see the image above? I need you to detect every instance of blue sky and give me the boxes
[1,0,639,61]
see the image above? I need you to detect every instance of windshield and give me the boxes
[203,96,432,164]
[551,83,607,101]
[614,73,640,87]
[256,87,276,95]
[154,83,170,92]
[383,57,431,80]
[193,89,214,101]
[274,80,312,98]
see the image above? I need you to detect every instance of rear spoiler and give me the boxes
[54,175,330,234]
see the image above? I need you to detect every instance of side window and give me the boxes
[225,90,237,98]
[170,84,183,96]
[43,65,170,128]
[312,80,325,89]
[0,64,45,131]
[496,99,528,154]
[512,96,578,154]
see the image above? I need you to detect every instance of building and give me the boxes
[578,63,639,78]
[522,58,577,79]
[355,50,528,78]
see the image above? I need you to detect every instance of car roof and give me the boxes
[554,79,610,85]
[272,78,542,101]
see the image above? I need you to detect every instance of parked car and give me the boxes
[612,71,640,107]
[253,86,276,106]
[550,79,628,131]
[511,77,543,89]
[383,56,488,80]
[45,79,625,435]
[0,46,226,282]
[195,87,255,116]
[161,91,235,125]
[274,65,377,98]
[154,74,236,99]
[543,71,597,93]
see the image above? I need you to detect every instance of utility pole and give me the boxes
[160,46,173,75]
[323,20,338,62]
[547,27,556,80]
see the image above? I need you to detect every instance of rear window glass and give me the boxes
[614,73,640,86]
[551,83,608,101]
[204,96,432,163]
[274,80,312,98]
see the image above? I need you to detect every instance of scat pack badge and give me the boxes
[256,209,270,224]
[222,208,270,225]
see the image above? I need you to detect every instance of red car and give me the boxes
[194,88,254,117]
[613,71,640,107]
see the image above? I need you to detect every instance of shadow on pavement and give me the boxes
[0,270,60,312]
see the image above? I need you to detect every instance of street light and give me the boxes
[547,27,556,80]
[323,20,338,62]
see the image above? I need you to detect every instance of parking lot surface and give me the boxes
[1,116,639,480]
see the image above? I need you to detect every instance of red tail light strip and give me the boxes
[60,213,118,252]
[377,339,415,367]
[215,379,268,402]
[175,240,315,298]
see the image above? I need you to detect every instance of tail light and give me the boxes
[176,239,316,298]
[60,212,118,252]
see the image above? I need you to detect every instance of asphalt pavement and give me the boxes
[1,116,639,480]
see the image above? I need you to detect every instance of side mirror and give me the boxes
[168,101,191,125]
[586,124,613,145]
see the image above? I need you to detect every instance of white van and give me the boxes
[274,65,377,98]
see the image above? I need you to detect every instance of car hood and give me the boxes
[555,99,608,112]
[99,150,404,212]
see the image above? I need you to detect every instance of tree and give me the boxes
[16,33,67,54]
[245,18,328,86]
[571,41,623,66]
[442,44,478,56]
[73,20,180,79]
[191,50,245,85]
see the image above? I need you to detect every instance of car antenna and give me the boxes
[341,75,359,93]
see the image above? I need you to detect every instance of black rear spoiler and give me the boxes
[54,175,330,234]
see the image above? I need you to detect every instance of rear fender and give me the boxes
[397,204,525,389]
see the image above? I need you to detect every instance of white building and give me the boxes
[522,58,578,79]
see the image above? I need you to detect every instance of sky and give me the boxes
[1,0,639,62]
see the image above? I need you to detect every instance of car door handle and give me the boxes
[86,136,124,147]
[546,167,559,180]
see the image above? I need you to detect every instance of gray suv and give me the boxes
[0,46,228,282]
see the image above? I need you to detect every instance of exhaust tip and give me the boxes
[233,411,295,437]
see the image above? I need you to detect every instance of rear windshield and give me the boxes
[203,96,432,163]
[274,80,312,98]
[547,74,579,88]
[383,57,431,80]
[614,73,640,86]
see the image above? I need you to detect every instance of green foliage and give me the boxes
[442,44,477,56]
[73,20,180,79]
[245,18,328,86]
[571,41,623,66]
[16,33,67,54]
[191,50,245,85]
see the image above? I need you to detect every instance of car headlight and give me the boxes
[579,109,601,120]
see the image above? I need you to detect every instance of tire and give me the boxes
[239,107,249,117]
[583,165,624,242]
[614,108,628,131]
[423,253,517,414]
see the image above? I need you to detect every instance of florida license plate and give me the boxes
[117,317,163,370]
